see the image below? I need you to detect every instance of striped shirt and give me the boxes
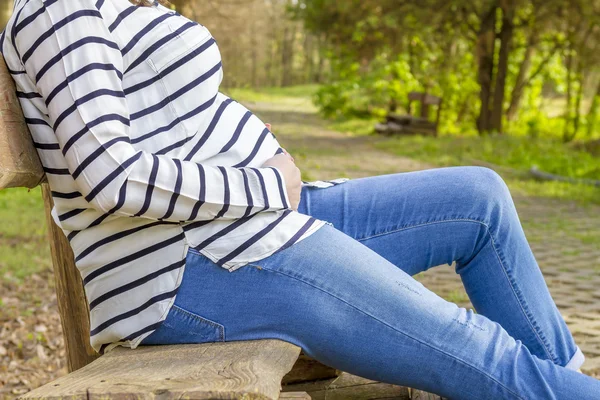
[2,0,348,353]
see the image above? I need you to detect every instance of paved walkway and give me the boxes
[249,99,600,377]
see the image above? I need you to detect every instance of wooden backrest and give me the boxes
[407,91,443,126]
[0,57,44,189]
[0,55,99,371]
[407,91,442,106]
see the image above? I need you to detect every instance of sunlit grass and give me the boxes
[0,187,51,283]
[223,85,320,113]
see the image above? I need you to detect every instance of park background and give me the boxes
[0,0,599,397]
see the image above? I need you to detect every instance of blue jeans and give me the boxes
[141,167,599,399]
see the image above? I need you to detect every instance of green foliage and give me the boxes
[296,0,600,141]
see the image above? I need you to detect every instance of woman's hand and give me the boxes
[262,123,300,210]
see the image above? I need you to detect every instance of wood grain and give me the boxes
[409,388,445,400]
[0,55,44,189]
[20,340,302,399]
[283,372,411,400]
[41,184,99,372]
[282,352,342,384]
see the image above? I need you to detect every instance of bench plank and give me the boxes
[0,56,44,189]
[20,340,302,399]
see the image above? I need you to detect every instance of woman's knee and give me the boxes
[450,166,513,210]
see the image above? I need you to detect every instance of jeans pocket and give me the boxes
[141,304,225,345]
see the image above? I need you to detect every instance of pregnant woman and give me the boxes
[3,0,600,398]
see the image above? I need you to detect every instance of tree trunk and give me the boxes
[490,0,515,134]
[506,32,537,122]
[571,67,585,141]
[280,22,297,87]
[563,47,574,142]
[476,3,498,135]
[586,80,600,138]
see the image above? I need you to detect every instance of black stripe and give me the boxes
[233,127,270,167]
[84,151,142,203]
[36,37,120,83]
[218,111,251,154]
[14,4,45,38]
[194,216,254,250]
[107,180,128,215]
[58,208,86,221]
[33,142,60,150]
[25,117,50,127]
[16,91,42,99]
[217,210,292,266]
[54,89,126,131]
[45,0,59,7]
[0,30,6,56]
[187,164,206,221]
[214,167,230,219]
[46,63,123,106]
[99,320,163,354]
[182,219,212,232]
[249,168,270,211]
[83,233,185,285]
[11,5,26,60]
[22,10,102,64]
[125,21,196,73]
[76,221,170,262]
[89,259,185,311]
[275,147,285,155]
[121,13,174,56]
[62,113,129,155]
[131,94,217,145]
[43,167,70,175]
[161,159,183,220]
[183,98,233,161]
[51,190,82,199]
[167,61,221,103]
[269,167,289,209]
[72,137,128,179]
[108,6,137,33]
[134,154,159,217]
[123,38,215,95]
[129,94,171,121]
[271,218,317,256]
[240,169,254,218]
[155,135,193,155]
[130,61,221,121]
[90,288,178,336]
[95,0,105,9]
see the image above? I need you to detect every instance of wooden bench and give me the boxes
[0,55,341,399]
[375,92,443,136]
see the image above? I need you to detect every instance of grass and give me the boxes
[369,133,599,205]
[0,187,50,283]
[223,85,320,114]
[374,134,600,180]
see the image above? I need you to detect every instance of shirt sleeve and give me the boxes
[14,0,290,222]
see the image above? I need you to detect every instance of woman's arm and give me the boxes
[13,0,290,222]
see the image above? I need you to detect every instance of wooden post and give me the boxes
[41,184,99,371]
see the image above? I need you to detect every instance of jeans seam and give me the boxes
[171,304,225,341]
[258,264,524,400]
[358,217,558,364]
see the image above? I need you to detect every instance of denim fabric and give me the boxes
[141,167,599,399]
